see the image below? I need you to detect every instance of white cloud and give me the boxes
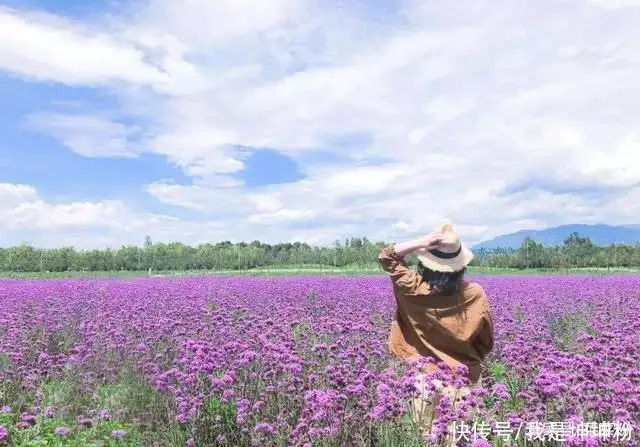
[0,183,38,207]
[132,0,301,46]
[0,183,170,233]
[144,181,248,213]
[247,209,318,224]
[0,182,350,248]
[582,0,640,10]
[2,0,640,247]
[0,7,165,87]
[0,6,205,95]
[24,113,141,158]
[2,179,640,249]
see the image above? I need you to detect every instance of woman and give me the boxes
[377,224,494,441]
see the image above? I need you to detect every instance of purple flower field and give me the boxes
[0,275,639,446]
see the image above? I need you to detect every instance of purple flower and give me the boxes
[255,422,276,434]
[1,274,640,446]
[0,426,8,441]
[492,383,511,400]
[221,389,234,402]
[20,413,36,425]
[111,429,126,438]
[54,427,70,437]
[0,406,10,414]
[471,439,493,447]
[370,405,386,420]
[584,437,600,447]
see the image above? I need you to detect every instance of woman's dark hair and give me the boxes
[417,261,465,295]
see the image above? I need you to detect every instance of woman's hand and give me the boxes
[393,232,443,258]
[416,232,444,251]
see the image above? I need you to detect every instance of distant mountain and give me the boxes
[473,224,640,250]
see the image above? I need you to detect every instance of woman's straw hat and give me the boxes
[415,224,474,273]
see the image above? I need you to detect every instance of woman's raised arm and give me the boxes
[393,232,443,258]
[377,232,444,294]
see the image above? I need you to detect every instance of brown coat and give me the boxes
[378,244,494,383]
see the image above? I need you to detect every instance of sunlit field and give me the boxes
[1,275,639,446]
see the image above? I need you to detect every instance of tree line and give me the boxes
[0,233,638,273]
[475,232,640,269]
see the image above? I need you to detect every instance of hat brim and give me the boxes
[415,242,474,273]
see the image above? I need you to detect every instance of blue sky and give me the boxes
[1,0,640,248]
[1,0,102,16]
[0,69,303,202]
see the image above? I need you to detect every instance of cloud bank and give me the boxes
[1,0,640,248]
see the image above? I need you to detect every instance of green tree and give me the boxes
[0,233,639,273]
